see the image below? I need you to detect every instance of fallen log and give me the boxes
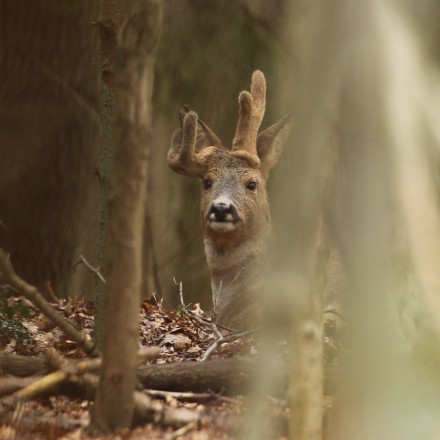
[1,353,338,396]
[138,359,255,394]
[0,354,49,377]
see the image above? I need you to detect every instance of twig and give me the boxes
[43,282,59,302]
[201,329,255,362]
[144,389,218,403]
[0,248,96,356]
[174,278,224,337]
[147,390,236,406]
[73,254,106,285]
[173,278,231,331]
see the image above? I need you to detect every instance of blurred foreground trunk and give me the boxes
[91,0,163,432]
[245,1,340,438]
[248,0,440,438]
[333,1,440,438]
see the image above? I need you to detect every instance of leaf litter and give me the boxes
[1,294,340,439]
[0,296,261,439]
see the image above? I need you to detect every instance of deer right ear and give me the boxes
[257,115,291,177]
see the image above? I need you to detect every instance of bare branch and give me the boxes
[0,248,96,356]
[73,254,106,285]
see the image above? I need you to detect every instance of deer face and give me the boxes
[168,70,290,252]
[199,151,269,251]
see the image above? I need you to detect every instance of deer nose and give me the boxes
[208,203,236,222]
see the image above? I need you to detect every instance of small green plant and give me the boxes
[0,285,31,346]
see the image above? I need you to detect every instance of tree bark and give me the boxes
[90,0,163,433]
[0,1,100,297]
[0,355,49,377]
[94,0,127,350]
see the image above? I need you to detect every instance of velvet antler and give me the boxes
[167,106,221,178]
[232,70,266,158]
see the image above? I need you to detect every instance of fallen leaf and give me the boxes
[163,332,191,349]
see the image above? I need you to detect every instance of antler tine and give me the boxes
[232,91,252,151]
[232,70,266,156]
[249,70,266,146]
[168,109,203,177]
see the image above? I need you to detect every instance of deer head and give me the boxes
[168,70,290,328]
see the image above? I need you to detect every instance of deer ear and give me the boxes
[197,119,224,150]
[257,115,291,176]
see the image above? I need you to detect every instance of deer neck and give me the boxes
[204,230,269,328]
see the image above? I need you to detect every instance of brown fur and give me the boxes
[168,71,290,327]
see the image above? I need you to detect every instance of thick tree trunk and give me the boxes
[0,1,100,297]
[90,0,163,433]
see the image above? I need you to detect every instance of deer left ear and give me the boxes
[257,115,291,177]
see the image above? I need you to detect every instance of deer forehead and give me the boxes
[202,151,262,181]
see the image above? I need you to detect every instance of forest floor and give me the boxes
[0,293,340,439]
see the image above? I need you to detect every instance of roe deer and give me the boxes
[168,70,290,328]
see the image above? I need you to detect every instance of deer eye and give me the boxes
[246,181,257,191]
[203,179,213,190]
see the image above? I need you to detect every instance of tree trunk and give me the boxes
[90,0,163,433]
[0,1,100,297]
[94,0,127,351]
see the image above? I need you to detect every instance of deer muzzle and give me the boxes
[207,201,239,232]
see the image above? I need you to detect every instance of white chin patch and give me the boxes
[208,221,237,233]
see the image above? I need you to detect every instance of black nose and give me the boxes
[208,203,235,222]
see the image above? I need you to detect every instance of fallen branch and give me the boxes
[0,366,200,429]
[0,376,42,397]
[0,248,96,356]
[0,351,101,415]
[0,347,160,417]
[0,370,67,416]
